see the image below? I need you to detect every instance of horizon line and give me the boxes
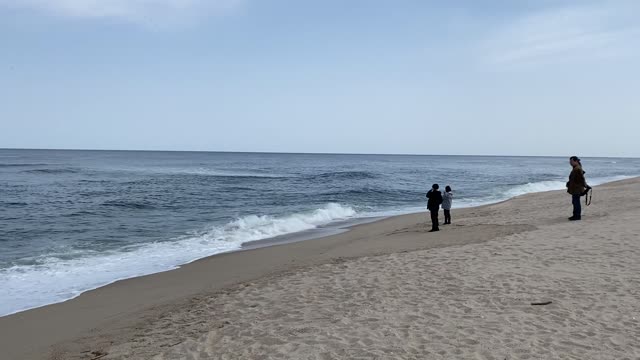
[1,147,637,159]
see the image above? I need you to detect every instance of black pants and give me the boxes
[430,210,439,231]
[572,194,581,219]
[444,209,451,224]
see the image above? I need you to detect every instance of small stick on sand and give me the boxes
[531,301,552,306]
[89,350,108,360]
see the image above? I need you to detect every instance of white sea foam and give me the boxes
[0,203,356,316]
[503,180,569,198]
[503,175,632,199]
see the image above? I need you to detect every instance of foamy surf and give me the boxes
[502,175,632,200]
[0,203,357,316]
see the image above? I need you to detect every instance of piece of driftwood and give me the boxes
[531,301,552,306]
[89,350,108,360]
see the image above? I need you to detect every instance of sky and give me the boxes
[1,0,639,157]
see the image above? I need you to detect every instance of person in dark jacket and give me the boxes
[426,183,443,232]
[566,156,587,221]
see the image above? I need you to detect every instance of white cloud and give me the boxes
[482,2,640,67]
[0,0,242,26]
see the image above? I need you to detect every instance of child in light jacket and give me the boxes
[442,186,453,225]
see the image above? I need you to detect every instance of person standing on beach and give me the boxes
[426,184,443,232]
[566,156,587,221]
[442,185,453,225]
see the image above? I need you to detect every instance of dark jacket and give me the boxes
[426,189,443,211]
[567,165,587,195]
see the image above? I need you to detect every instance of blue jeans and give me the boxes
[572,194,581,218]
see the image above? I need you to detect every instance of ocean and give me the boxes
[1,149,639,316]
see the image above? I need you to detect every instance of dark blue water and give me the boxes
[1,149,639,315]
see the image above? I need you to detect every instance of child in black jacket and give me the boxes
[426,184,443,232]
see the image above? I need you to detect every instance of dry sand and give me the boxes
[1,178,639,359]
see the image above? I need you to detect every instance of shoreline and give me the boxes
[1,177,638,359]
[2,173,626,318]
[1,162,636,318]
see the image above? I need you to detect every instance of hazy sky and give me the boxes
[1,0,638,156]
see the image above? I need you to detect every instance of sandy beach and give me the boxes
[1,178,639,359]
